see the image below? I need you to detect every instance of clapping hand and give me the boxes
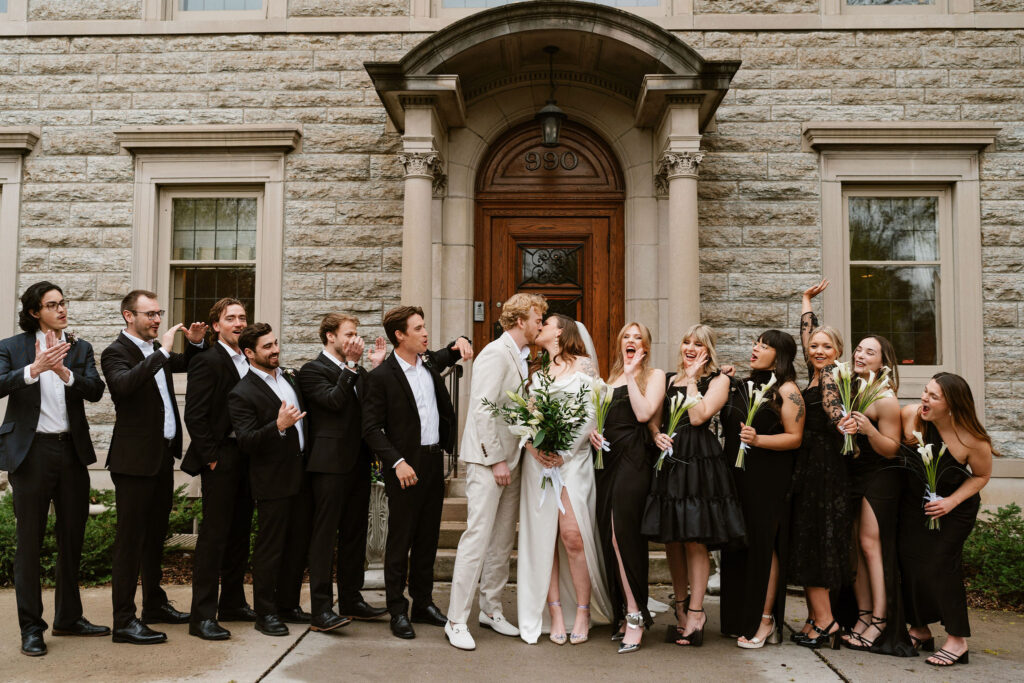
[30,332,70,379]
[369,336,387,368]
[276,400,306,431]
[343,335,365,363]
[185,322,208,345]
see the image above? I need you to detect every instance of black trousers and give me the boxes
[383,445,444,617]
[308,463,371,615]
[252,478,312,617]
[189,446,253,622]
[110,449,173,628]
[9,436,90,635]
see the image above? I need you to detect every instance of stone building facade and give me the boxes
[0,0,1021,502]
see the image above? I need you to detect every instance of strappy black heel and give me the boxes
[909,633,935,652]
[675,607,705,647]
[790,618,814,643]
[926,648,969,666]
[844,615,887,651]
[797,619,840,650]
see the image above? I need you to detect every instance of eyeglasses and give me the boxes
[131,309,165,320]
[42,299,69,311]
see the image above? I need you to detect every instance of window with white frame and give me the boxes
[165,0,284,20]
[181,0,262,9]
[825,0,951,14]
[0,1,8,14]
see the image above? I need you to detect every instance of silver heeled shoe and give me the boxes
[617,611,643,654]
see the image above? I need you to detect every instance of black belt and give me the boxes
[35,432,71,441]
[422,444,442,455]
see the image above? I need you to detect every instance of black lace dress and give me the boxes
[898,422,979,638]
[719,371,796,640]
[641,372,745,548]
[596,385,654,628]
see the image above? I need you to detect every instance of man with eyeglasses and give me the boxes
[0,282,108,656]
[100,289,207,645]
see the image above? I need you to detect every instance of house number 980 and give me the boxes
[524,151,579,171]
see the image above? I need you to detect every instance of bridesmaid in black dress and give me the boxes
[788,296,851,649]
[642,324,745,647]
[589,322,665,654]
[899,373,994,667]
[719,329,804,649]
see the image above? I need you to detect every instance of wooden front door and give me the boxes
[474,122,624,374]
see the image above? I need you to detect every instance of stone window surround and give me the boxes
[115,124,301,360]
[804,120,999,414]
[0,0,25,22]
[0,127,38,338]
[145,0,286,21]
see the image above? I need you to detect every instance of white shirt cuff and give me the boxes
[190,339,204,348]
[23,366,38,384]
[62,372,75,387]
[393,458,405,468]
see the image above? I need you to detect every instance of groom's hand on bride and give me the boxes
[396,461,418,489]
[491,460,511,486]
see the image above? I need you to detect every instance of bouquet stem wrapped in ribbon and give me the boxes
[654,389,703,472]
[590,379,614,469]
[833,362,896,456]
[735,373,777,470]
[913,430,948,531]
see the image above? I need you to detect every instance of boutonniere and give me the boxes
[65,330,78,346]
[282,367,296,379]
[419,353,433,369]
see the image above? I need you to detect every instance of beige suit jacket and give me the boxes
[459,332,528,470]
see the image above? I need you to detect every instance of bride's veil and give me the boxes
[575,320,599,365]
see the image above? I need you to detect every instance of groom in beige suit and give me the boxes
[445,293,547,651]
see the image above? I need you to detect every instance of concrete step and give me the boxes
[442,496,467,521]
[433,549,672,583]
[446,476,467,498]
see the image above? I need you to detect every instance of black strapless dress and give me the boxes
[596,385,654,627]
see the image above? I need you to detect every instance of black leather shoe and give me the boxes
[340,600,388,621]
[52,617,111,637]
[411,604,447,627]
[189,619,231,641]
[278,607,311,624]
[141,602,190,624]
[255,615,289,637]
[218,606,258,622]
[390,614,416,639]
[112,619,167,645]
[21,631,46,656]
[310,611,352,633]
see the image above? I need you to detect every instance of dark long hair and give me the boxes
[19,281,63,333]
[549,313,588,366]
[749,329,798,411]
[915,372,1001,457]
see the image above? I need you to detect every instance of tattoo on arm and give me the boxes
[788,391,805,421]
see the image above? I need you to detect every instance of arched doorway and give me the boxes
[473,120,625,374]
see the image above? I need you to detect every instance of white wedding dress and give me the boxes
[516,370,613,644]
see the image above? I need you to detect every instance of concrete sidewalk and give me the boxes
[2,584,1021,682]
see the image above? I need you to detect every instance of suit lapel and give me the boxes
[501,334,527,380]
[387,353,418,413]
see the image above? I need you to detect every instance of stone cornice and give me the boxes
[115,125,302,155]
[802,122,1002,152]
[0,127,41,155]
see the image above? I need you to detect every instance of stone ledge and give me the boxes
[802,121,1002,152]
[114,124,302,155]
[0,126,41,154]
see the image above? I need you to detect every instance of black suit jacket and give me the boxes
[228,369,307,500]
[181,343,245,476]
[298,352,371,475]
[362,345,460,469]
[101,331,203,477]
[0,332,105,473]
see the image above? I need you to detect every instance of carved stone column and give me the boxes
[657,150,704,344]
[399,150,442,307]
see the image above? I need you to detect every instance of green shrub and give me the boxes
[963,503,1024,609]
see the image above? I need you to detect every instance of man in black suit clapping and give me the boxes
[181,298,256,641]
[101,289,207,645]
[362,306,472,640]
[0,282,109,656]
[228,323,308,637]
[298,313,388,633]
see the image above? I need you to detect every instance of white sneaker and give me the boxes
[445,621,476,650]
[479,611,520,637]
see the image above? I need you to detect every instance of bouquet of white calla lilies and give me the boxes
[590,378,614,469]
[834,362,897,456]
[913,430,948,530]
[735,373,777,469]
[654,390,704,472]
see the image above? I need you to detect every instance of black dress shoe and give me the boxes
[218,606,258,622]
[141,602,190,624]
[255,614,289,637]
[340,601,388,621]
[189,619,231,641]
[278,607,312,624]
[21,631,46,656]
[310,611,352,633]
[390,614,416,639]
[411,604,447,627]
[112,619,167,645]
[52,617,111,637]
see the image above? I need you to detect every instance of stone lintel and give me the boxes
[0,127,41,155]
[802,121,1002,153]
[115,124,302,155]
[634,74,734,132]
[363,68,466,133]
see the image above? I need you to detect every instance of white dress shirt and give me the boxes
[123,330,177,440]
[219,339,249,379]
[249,365,305,451]
[395,352,440,447]
[23,330,75,433]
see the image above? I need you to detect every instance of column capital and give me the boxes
[399,151,441,179]
[657,151,704,181]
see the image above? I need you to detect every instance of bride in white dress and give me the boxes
[517,314,613,645]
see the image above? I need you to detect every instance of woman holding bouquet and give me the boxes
[517,314,612,646]
[802,282,915,657]
[589,322,665,653]
[898,373,994,667]
[642,324,745,647]
[719,329,804,649]
[787,288,852,649]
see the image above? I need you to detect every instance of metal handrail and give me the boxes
[440,364,463,479]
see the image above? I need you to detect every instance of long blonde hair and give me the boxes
[608,322,653,394]
[675,324,720,381]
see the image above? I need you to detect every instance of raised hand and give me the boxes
[684,349,709,380]
[803,278,830,301]
[343,335,365,363]
[453,336,474,361]
[369,336,387,368]
[160,323,184,350]
[184,322,208,345]
[276,399,306,431]
[623,348,646,377]
[30,338,70,378]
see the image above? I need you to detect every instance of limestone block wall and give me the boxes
[288,0,411,16]
[28,0,144,21]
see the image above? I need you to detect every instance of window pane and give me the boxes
[849,196,938,262]
[182,0,263,9]
[850,265,939,365]
[171,266,256,351]
[518,244,582,288]
[0,1,8,13]
[173,196,257,262]
[847,0,933,4]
